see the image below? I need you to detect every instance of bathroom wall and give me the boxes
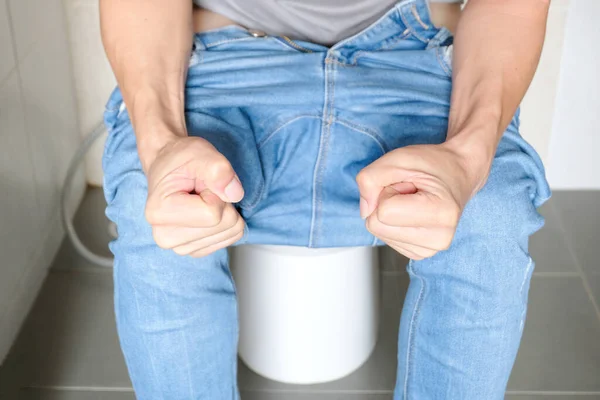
[64,0,115,187]
[546,0,600,189]
[519,0,570,163]
[0,0,85,362]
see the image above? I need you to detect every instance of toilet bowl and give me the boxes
[230,245,379,384]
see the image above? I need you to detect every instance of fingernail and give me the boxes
[224,177,244,202]
[359,196,369,219]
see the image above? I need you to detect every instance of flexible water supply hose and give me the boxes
[60,121,114,268]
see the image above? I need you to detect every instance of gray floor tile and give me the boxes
[379,246,408,273]
[508,277,600,392]
[530,200,579,274]
[18,388,135,400]
[588,272,600,313]
[6,270,130,389]
[52,187,112,271]
[239,274,407,392]
[240,392,392,400]
[551,191,600,303]
[506,395,600,400]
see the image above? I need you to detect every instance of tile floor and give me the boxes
[0,189,599,400]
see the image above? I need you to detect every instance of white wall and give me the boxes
[546,0,600,189]
[520,0,570,162]
[64,0,116,187]
[0,0,85,362]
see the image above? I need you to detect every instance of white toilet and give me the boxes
[230,245,380,384]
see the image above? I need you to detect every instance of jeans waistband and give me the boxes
[193,0,451,53]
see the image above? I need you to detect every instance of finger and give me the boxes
[385,238,437,260]
[146,191,227,228]
[189,230,245,258]
[152,206,241,249]
[172,217,245,256]
[376,188,460,228]
[356,155,417,217]
[387,242,426,261]
[152,139,245,203]
[366,215,453,251]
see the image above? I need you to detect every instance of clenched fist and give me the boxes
[144,136,246,258]
[356,143,489,260]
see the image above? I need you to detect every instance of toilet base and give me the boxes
[230,245,380,384]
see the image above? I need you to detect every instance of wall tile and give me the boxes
[0,72,39,311]
[520,0,570,163]
[18,8,80,227]
[7,0,64,62]
[0,0,15,81]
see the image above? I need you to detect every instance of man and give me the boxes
[99,0,551,398]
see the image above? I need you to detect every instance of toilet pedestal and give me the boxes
[230,245,379,384]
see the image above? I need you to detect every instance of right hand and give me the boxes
[144,136,246,258]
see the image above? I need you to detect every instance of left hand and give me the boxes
[356,142,490,260]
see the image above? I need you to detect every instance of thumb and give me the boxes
[197,154,244,203]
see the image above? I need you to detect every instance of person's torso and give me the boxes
[193,0,462,46]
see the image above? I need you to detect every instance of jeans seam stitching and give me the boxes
[132,285,165,400]
[238,179,265,211]
[257,115,322,149]
[335,119,388,154]
[399,4,429,44]
[205,37,255,48]
[435,46,452,77]
[404,261,425,399]
[411,4,431,30]
[310,59,334,247]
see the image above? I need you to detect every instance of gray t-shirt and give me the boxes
[194,0,462,45]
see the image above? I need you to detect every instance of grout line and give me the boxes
[0,66,16,88]
[506,390,600,396]
[22,386,134,392]
[19,386,600,397]
[549,198,600,324]
[532,271,581,278]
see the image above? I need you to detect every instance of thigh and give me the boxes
[394,133,550,399]
[102,91,242,400]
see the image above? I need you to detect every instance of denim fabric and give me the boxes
[102,0,551,398]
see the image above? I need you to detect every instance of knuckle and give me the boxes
[377,201,394,222]
[439,203,461,227]
[230,230,245,244]
[233,216,245,234]
[144,204,160,225]
[438,234,454,250]
[203,206,224,227]
[355,169,372,189]
[365,216,376,234]
[152,228,171,249]
[207,158,233,180]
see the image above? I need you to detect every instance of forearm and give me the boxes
[445,0,550,174]
[100,0,193,170]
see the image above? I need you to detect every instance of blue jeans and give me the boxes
[102,0,551,398]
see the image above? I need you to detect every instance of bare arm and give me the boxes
[100,0,193,172]
[358,0,550,259]
[100,0,245,257]
[446,0,550,192]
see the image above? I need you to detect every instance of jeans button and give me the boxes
[249,29,267,38]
